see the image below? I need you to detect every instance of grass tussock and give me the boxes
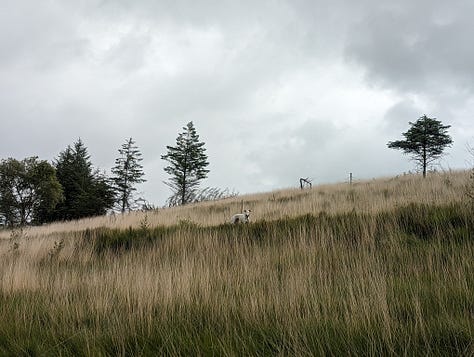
[0,171,473,355]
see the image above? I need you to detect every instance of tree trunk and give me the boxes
[121,194,126,213]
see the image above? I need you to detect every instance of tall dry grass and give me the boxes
[0,171,473,355]
[0,170,468,240]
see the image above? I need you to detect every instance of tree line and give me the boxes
[0,121,218,227]
[0,137,146,227]
[0,116,455,227]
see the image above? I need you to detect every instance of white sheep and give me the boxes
[230,209,252,224]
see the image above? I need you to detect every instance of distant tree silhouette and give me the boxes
[0,157,62,226]
[162,122,209,205]
[388,115,453,177]
[111,137,146,213]
[52,139,115,220]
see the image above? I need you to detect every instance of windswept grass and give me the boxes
[0,171,473,355]
[0,170,468,240]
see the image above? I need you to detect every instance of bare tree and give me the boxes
[166,187,237,207]
[299,177,312,190]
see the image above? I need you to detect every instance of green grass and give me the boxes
[89,202,474,253]
[0,203,473,356]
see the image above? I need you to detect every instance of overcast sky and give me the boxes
[1,0,473,205]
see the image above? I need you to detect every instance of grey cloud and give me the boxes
[99,0,290,27]
[383,99,423,132]
[103,32,153,72]
[1,0,472,205]
[0,1,89,70]
[245,119,341,189]
[345,0,474,94]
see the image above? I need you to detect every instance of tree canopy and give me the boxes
[162,122,209,206]
[0,157,63,226]
[52,139,115,220]
[387,115,453,177]
[111,137,146,213]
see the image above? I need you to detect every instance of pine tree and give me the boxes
[387,115,453,177]
[53,139,115,220]
[111,137,146,213]
[162,122,209,206]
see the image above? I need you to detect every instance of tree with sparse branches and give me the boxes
[111,138,146,213]
[162,122,209,206]
[387,115,453,177]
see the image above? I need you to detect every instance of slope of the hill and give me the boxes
[0,170,470,239]
[0,171,472,355]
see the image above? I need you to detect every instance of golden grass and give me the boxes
[0,170,468,240]
[0,170,472,355]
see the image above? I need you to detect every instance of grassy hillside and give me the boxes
[0,171,473,355]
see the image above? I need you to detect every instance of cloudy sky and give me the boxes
[1,0,473,205]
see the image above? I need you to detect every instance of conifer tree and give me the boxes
[53,139,115,220]
[162,122,209,206]
[387,115,453,177]
[111,137,146,213]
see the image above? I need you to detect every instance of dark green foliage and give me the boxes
[51,139,115,221]
[388,115,453,177]
[111,137,146,213]
[0,157,63,226]
[162,121,209,206]
[88,170,116,216]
